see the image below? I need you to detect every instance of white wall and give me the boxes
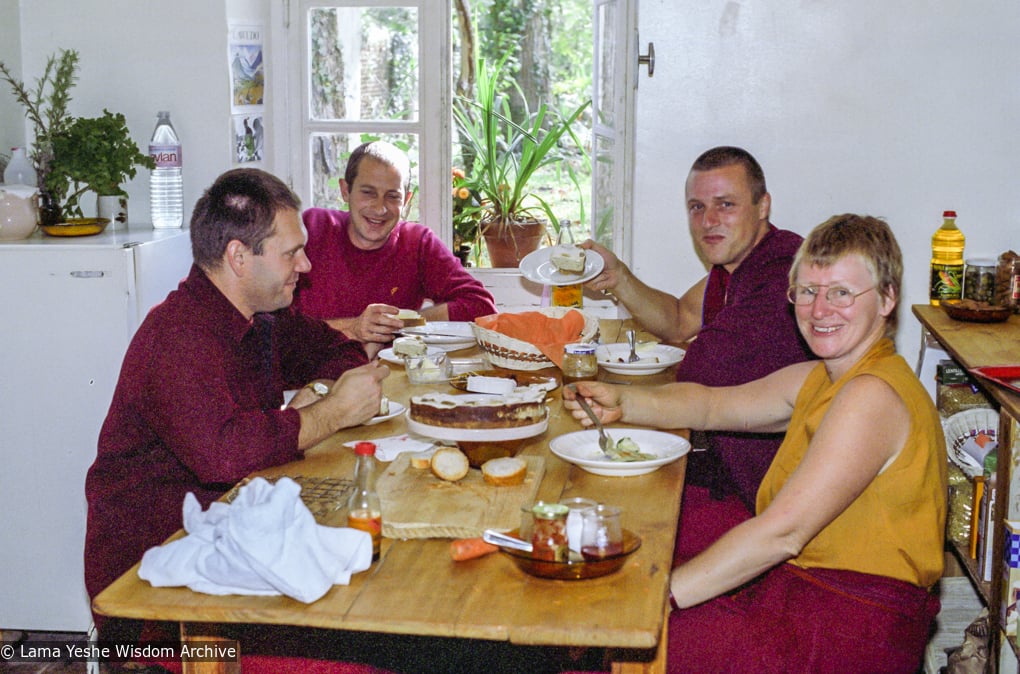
[2,0,1016,362]
[634,0,1020,362]
[0,0,267,223]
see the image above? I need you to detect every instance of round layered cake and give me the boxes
[409,385,547,429]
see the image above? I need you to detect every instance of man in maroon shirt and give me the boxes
[294,141,496,355]
[84,168,388,642]
[581,147,814,558]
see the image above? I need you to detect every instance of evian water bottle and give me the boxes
[148,111,183,228]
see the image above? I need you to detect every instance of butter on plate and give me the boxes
[466,375,517,395]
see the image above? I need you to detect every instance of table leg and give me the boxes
[609,602,669,674]
[179,623,240,674]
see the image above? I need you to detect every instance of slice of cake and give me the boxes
[550,244,586,275]
[409,384,548,429]
[393,335,427,358]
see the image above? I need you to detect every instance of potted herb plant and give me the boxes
[45,110,155,223]
[453,55,590,267]
[0,48,80,226]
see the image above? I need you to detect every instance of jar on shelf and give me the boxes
[963,258,996,302]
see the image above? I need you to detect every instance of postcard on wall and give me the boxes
[233,113,264,164]
[228,22,265,109]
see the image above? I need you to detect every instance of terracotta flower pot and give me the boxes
[481,219,546,267]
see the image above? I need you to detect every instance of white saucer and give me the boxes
[405,409,549,442]
[378,346,445,365]
[364,401,406,426]
[596,343,686,375]
[519,247,604,286]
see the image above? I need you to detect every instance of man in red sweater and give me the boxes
[294,141,496,355]
[582,146,814,558]
[85,168,388,644]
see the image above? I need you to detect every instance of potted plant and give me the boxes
[0,48,79,226]
[45,110,155,222]
[453,55,590,267]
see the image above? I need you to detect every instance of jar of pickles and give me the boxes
[963,258,997,302]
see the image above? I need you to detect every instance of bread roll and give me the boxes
[410,449,435,470]
[430,447,470,482]
[481,457,527,486]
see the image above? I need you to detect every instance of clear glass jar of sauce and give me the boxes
[562,343,597,384]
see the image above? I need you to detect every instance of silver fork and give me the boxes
[568,384,613,457]
[626,329,640,363]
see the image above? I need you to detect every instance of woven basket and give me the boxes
[472,306,600,371]
[943,407,999,477]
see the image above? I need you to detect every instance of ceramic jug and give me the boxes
[0,185,40,240]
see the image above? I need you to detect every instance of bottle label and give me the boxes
[930,264,963,301]
[149,144,182,168]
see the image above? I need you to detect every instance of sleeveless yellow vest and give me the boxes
[756,338,947,588]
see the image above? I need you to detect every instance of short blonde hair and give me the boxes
[790,214,902,338]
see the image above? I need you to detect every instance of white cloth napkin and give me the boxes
[345,434,436,462]
[138,477,372,603]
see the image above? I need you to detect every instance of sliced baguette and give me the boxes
[481,456,527,486]
[430,446,470,482]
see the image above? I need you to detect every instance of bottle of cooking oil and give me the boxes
[930,210,965,305]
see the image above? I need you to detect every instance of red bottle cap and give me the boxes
[943,210,957,218]
[354,442,377,456]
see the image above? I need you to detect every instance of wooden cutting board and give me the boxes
[377,453,545,539]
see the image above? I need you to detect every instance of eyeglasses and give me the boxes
[787,284,876,308]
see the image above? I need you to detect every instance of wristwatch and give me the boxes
[305,382,329,398]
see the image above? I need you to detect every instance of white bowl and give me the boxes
[595,343,685,375]
[549,429,690,476]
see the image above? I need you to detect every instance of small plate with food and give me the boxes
[378,345,445,365]
[549,429,690,476]
[596,343,686,375]
[364,400,406,426]
[519,245,605,286]
[400,321,477,351]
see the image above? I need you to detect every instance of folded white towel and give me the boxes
[344,434,435,462]
[138,477,372,603]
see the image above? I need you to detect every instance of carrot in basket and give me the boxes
[450,537,498,561]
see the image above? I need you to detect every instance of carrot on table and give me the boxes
[450,537,498,561]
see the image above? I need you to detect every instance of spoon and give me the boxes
[568,384,614,458]
[483,529,533,552]
[626,329,640,363]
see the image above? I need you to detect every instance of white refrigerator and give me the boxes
[0,226,192,632]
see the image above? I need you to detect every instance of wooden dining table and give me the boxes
[92,319,687,674]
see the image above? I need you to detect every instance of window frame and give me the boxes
[270,0,451,243]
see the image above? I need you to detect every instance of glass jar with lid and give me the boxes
[963,258,997,302]
[562,343,598,383]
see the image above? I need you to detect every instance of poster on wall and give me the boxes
[232,113,264,163]
[228,21,265,164]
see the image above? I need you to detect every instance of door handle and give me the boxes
[638,42,655,77]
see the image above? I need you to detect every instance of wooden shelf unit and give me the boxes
[913,304,1020,669]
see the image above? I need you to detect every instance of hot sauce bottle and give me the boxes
[347,441,382,561]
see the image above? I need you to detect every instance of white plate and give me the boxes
[596,343,686,375]
[400,321,477,352]
[405,407,549,442]
[378,346,446,365]
[364,401,406,426]
[549,429,691,477]
[519,247,605,286]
